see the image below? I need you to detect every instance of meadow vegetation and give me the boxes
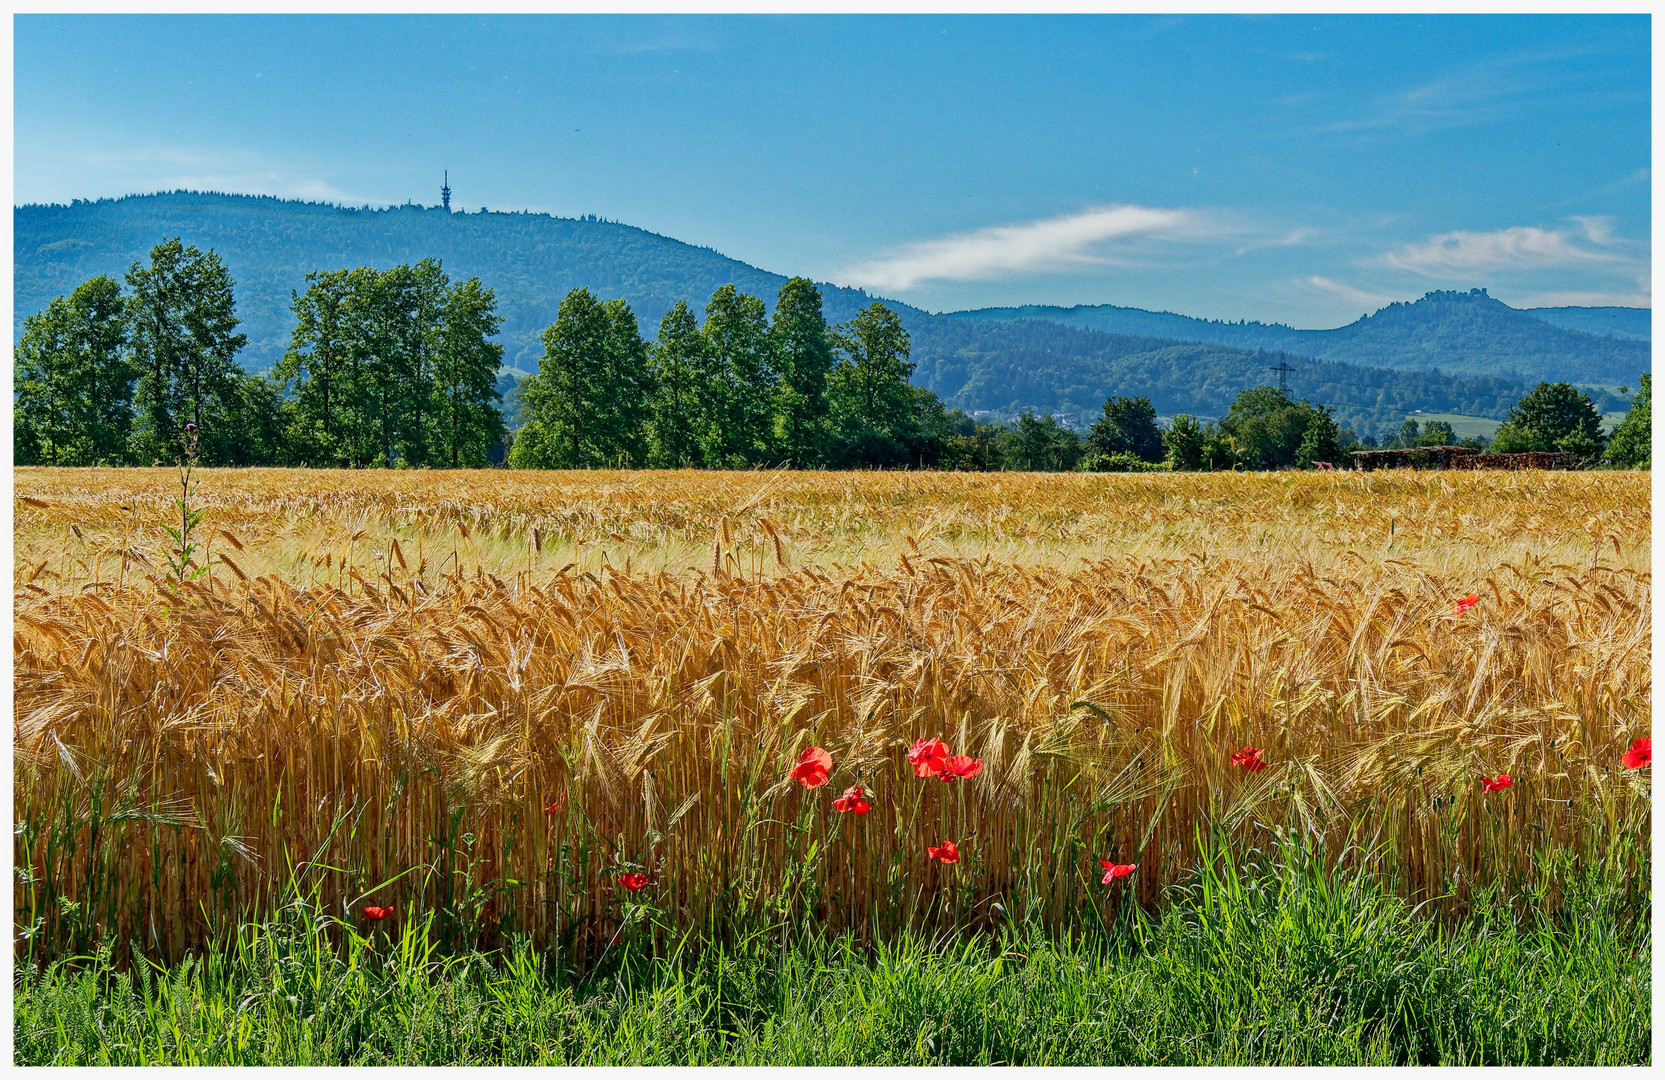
[13,466,1651,1063]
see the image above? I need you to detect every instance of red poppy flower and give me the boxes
[790,746,833,788]
[1481,774,1513,792]
[1455,592,1480,615]
[362,905,394,921]
[617,872,650,891]
[1230,747,1268,772]
[544,792,566,815]
[1099,860,1136,883]
[833,785,873,815]
[939,755,983,782]
[927,840,960,863]
[909,737,950,777]
[1623,737,1651,770]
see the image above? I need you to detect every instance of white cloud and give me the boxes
[1512,288,1652,309]
[835,205,1202,292]
[71,145,376,207]
[1382,224,1621,277]
[1569,215,1617,245]
[158,172,363,205]
[1300,275,1398,311]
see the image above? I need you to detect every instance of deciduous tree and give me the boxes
[1606,374,1650,468]
[1088,396,1164,463]
[126,239,248,464]
[770,277,835,465]
[430,277,506,468]
[829,302,916,466]
[13,275,132,466]
[702,284,775,465]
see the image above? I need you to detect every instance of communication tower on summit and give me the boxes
[441,171,451,212]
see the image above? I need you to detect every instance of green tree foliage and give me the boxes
[770,278,836,465]
[512,289,653,468]
[1489,382,1608,459]
[1205,387,1345,472]
[1087,396,1164,463]
[223,373,288,467]
[277,262,504,468]
[1416,420,1457,446]
[828,303,918,467]
[1295,406,1343,467]
[1161,414,1208,471]
[600,299,655,467]
[375,260,451,467]
[1001,412,1084,472]
[934,410,1005,471]
[22,196,1632,429]
[126,239,249,464]
[13,275,133,466]
[1386,419,1420,449]
[431,278,507,468]
[1202,426,1241,470]
[645,301,710,468]
[1605,374,1650,469]
[702,285,776,466]
[1217,385,1332,470]
[275,268,358,465]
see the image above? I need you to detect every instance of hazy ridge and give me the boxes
[15,192,1647,434]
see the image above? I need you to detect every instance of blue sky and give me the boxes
[14,14,1651,326]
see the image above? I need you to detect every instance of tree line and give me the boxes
[14,237,1651,472]
[14,240,506,469]
[507,279,938,470]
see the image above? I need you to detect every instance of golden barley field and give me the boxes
[13,467,1652,961]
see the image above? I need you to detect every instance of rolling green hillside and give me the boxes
[909,318,1533,434]
[14,192,1619,438]
[14,191,899,374]
[947,290,1650,385]
[1525,306,1651,341]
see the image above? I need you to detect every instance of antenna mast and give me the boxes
[441,170,451,212]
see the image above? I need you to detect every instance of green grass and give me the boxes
[1396,409,1632,439]
[1400,412,1501,438]
[15,841,1648,1066]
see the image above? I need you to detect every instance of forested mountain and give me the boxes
[15,191,899,376]
[14,192,1638,438]
[947,290,1650,384]
[1525,306,1651,341]
[909,318,1532,434]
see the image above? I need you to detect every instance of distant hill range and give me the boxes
[1525,306,1650,341]
[944,291,1650,386]
[14,193,1649,437]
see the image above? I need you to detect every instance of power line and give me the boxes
[1268,358,1295,394]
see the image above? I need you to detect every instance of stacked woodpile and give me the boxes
[1347,446,1577,471]
[1349,446,1477,470]
[1448,451,1577,470]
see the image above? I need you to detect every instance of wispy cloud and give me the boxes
[1299,275,1398,311]
[836,205,1207,292]
[163,172,363,204]
[1324,47,1630,137]
[1513,288,1652,308]
[75,145,375,206]
[1382,223,1624,277]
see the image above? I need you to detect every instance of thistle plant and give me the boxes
[162,421,212,587]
